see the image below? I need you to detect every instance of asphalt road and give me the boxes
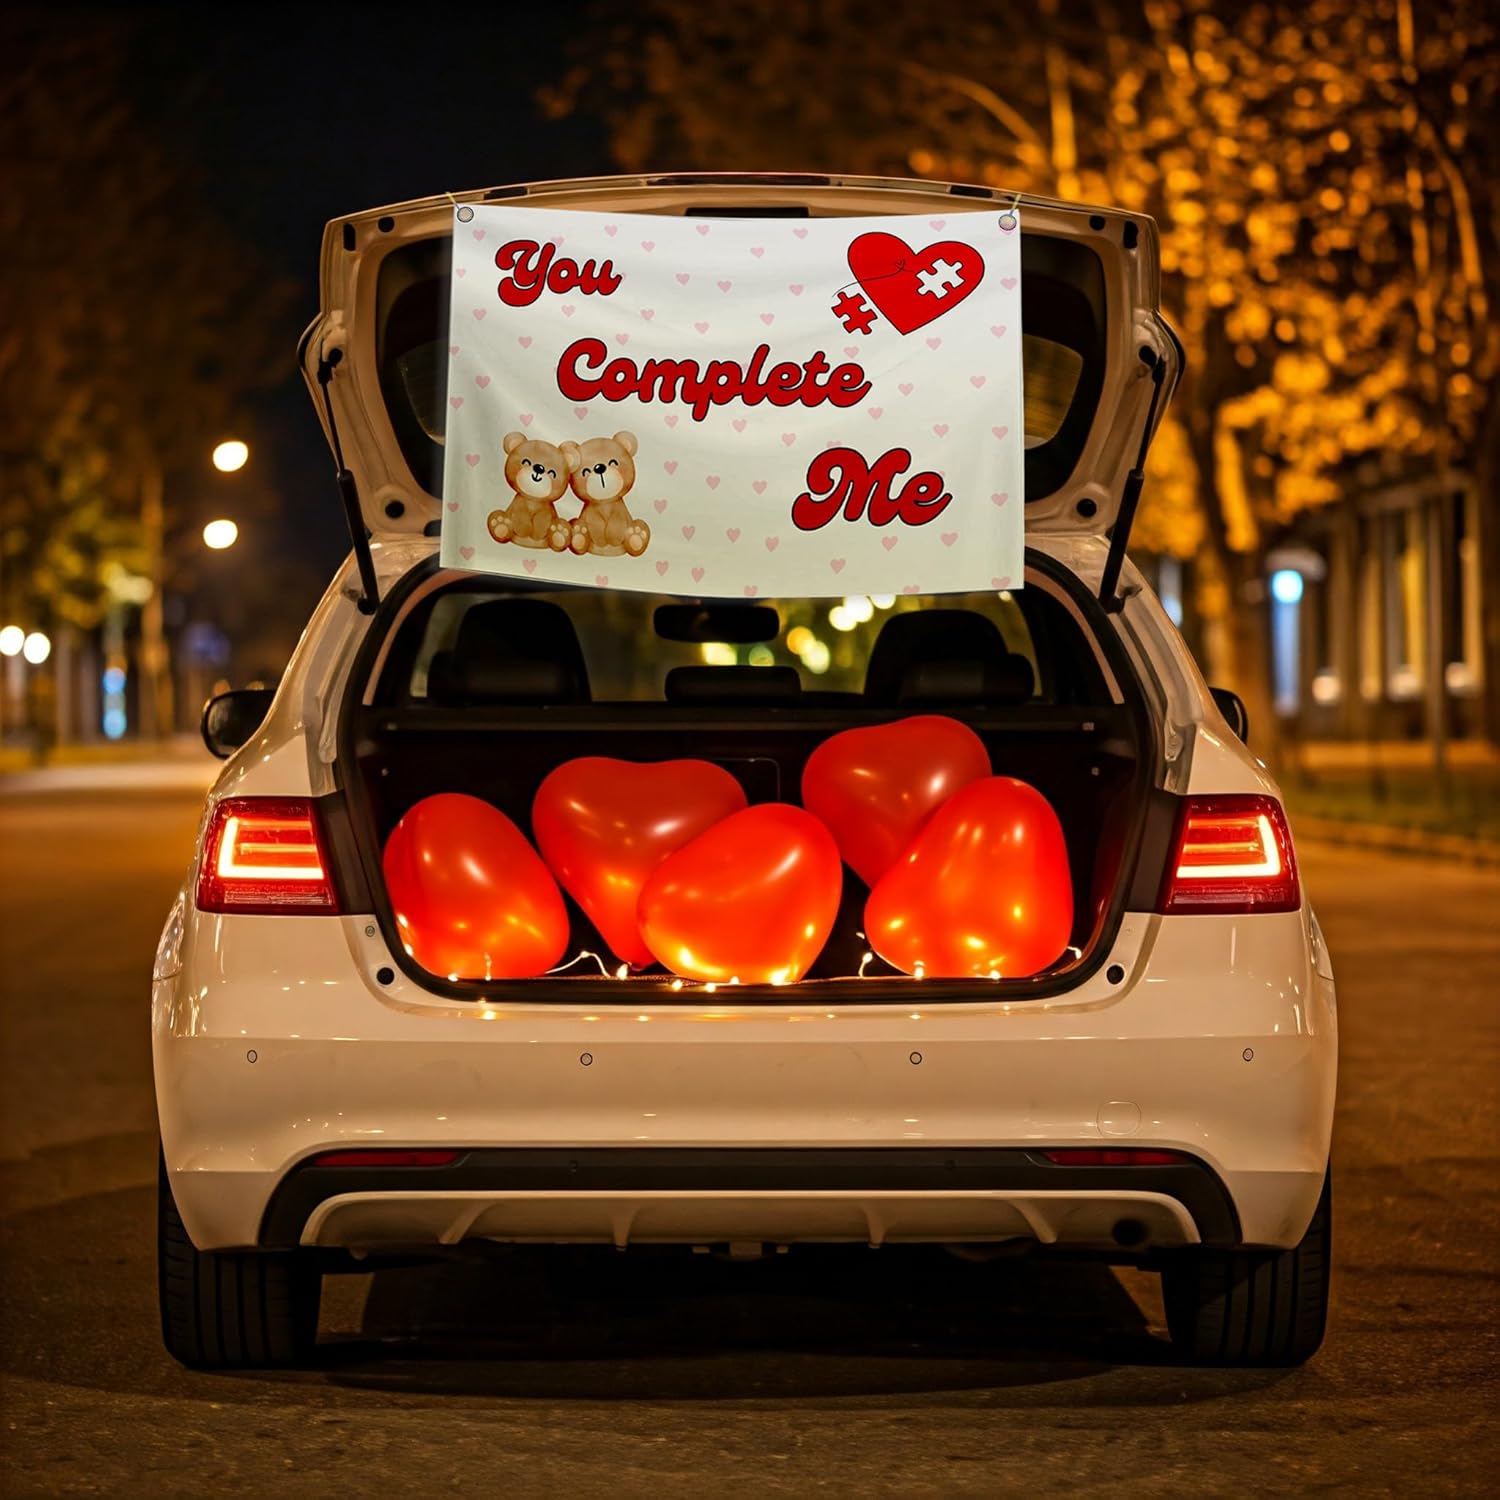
[1,775,1496,1496]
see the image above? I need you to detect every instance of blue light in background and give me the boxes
[102,665,127,739]
[1158,556,1184,626]
[1270,568,1304,605]
[1269,570,1303,714]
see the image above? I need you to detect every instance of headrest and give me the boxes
[865,609,1033,706]
[665,666,802,705]
[426,598,589,705]
[896,656,1035,706]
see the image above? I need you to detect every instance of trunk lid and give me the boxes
[301,173,1179,560]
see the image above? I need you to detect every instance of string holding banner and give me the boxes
[440,205,1025,598]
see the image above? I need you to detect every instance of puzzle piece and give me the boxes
[832,290,878,335]
[915,257,967,299]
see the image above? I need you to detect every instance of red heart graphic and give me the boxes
[801,715,991,887]
[846,232,985,335]
[532,758,747,967]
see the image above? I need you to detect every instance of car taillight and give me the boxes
[196,797,340,914]
[1156,794,1300,915]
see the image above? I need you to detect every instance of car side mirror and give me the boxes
[1209,686,1249,744]
[201,688,276,759]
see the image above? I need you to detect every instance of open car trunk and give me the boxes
[337,548,1154,1001]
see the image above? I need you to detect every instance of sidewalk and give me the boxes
[0,737,218,795]
[1289,812,1500,867]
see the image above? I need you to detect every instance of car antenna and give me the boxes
[315,346,381,615]
[1098,345,1169,614]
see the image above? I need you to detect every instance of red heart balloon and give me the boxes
[638,804,843,984]
[533,757,747,967]
[801,715,991,887]
[865,777,1073,979]
[383,793,568,980]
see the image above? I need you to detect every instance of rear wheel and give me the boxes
[157,1151,320,1369]
[1161,1167,1331,1366]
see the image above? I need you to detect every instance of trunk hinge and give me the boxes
[315,348,380,616]
[1099,346,1168,614]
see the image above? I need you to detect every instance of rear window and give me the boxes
[373,580,1112,710]
[375,230,1104,505]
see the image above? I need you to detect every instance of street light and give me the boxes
[212,439,249,474]
[0,625,23,657]
[203,518,240,550]
[21,631,51,665]
[1270,568,1305,605]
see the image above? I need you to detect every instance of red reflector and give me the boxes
[1041,1148,1190,1167]
[1156,794,1300,915]
[196,797,340,915]
[306,1149,462,1169]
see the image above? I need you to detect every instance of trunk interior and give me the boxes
[340,557,1152,997]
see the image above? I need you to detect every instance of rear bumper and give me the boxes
[261,1147,1240,1250]
[154,907,1337,1255]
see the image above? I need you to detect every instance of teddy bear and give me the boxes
[558,431,651,558]
[487,432,576,551]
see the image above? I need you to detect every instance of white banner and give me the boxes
[440,205,1024,596]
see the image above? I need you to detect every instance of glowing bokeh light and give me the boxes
[202,519,240,550]
[211,440,249,473]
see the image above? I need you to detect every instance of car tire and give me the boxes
[157,1150,320,1369]
[1161,1167,1331,1367]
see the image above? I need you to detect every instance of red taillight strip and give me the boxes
[1041,1148,1191,1167]
[306,1149,462,1169]
[1156,794,1301,915]
[196,797,341,915]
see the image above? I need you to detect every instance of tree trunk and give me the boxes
[139,455,173,740]
[1183,409,1278,767]
[1475,387,1500,745]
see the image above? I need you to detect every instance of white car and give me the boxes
[153,172,1336,1370]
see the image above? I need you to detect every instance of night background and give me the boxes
[2,2,1497,1494]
